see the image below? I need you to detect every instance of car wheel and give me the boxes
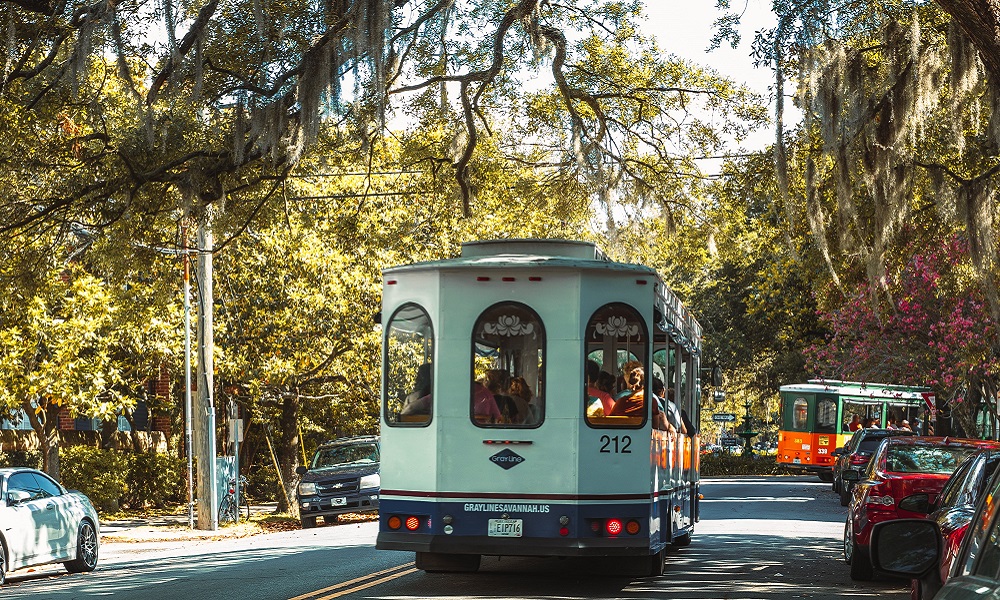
[849,541,874,581]
[843,519,853,564]
[818,471,834,483]
[844,518,874,580]
[301,515,317,529]
[64,520,99,573]
[840,485,851,507]
[833,475,841,493]
[0,538,6,586]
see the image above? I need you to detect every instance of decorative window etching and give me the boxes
[483,314,536,338]
[595,315,639,339]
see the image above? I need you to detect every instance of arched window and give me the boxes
[792,398,809,430]
[471,302,545,428]
[384,303,434,426]
[585,303,648,428]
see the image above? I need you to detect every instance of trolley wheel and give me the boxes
[415,552,481,573]
[323,515,339,525]
[672,531,692,547]
[301,515,317,529]
[646,548,665,577]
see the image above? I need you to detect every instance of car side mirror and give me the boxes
[843,469,860,482]
[832,448,844,456]
[295,466,308,475]
[870,519,940,577]
[6,489,31,506]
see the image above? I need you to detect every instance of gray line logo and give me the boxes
[489,449,525,470]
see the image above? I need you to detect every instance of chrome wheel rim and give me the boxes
[80,522,98,568]
[1,543,6,584]
[843,519,853,563]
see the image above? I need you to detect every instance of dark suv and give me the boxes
[295,436,380,528]
[833,428,916,506]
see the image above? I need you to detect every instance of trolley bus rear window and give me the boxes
[384,303,434,427]
[471,302,545,428]
[585,303,648,428]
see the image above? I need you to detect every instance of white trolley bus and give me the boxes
[376,239,702,575]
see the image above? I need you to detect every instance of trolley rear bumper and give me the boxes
[376,532,656,557]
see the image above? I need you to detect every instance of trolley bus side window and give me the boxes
[815,396,838,434]
[783,395,811,431]
[584,303,648,428]
[470,302,545,428]
[384,303,434,427]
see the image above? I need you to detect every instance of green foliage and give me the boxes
[60,446,131,512]
[124,452,186,509]
[700,452,796,477]
[0,450,42,469]
[59,446,184,513]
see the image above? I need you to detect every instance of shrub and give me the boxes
[123,452,185,509]
[700,452,796,476]
[0,450,42,469]
[59,447,186,512]
[60,446,130,512]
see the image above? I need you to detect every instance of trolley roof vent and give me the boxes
[460,239,608,261]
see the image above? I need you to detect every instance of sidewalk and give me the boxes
[99,503,284,544]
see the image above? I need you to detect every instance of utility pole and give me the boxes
[194,208,218,530]
[182,223,195,530]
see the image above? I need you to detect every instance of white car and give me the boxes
[0,468,100,584]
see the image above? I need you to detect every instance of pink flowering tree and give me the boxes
[806,235,1000,436]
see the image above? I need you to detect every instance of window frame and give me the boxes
[383,302,435,428]
[469,301,546,429]
[583,302,649,430]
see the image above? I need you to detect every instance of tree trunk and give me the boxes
[276,389,302,518]
[24,400,62,480]
[936,1,1000,83]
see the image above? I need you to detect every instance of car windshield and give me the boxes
[311,443,379,469]
[858,437,888,453]
[886,445,981,474]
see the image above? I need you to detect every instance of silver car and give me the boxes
[0,467,100,584]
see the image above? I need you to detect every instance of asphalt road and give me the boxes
[3,476,909,599]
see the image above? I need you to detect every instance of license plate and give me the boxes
[488,519,522,537]
[793,458,801,464]
[331,497,346,506]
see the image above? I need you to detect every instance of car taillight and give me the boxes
[850,454,869,465]
[866,495,895,508]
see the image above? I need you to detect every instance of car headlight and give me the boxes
[360,473,380,489]
[299,482,318,496]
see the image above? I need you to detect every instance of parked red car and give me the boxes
[907,449,1000,599]
[842,436,1000,581]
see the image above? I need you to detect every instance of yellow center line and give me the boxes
[288,562,415,600]
[313,567,418,600]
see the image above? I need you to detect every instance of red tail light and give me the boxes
[849,454,869,465]
[606,519,623,536]
[405,516,420,531]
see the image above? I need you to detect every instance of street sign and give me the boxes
[720,437,742,447]
[712,413,737,422]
